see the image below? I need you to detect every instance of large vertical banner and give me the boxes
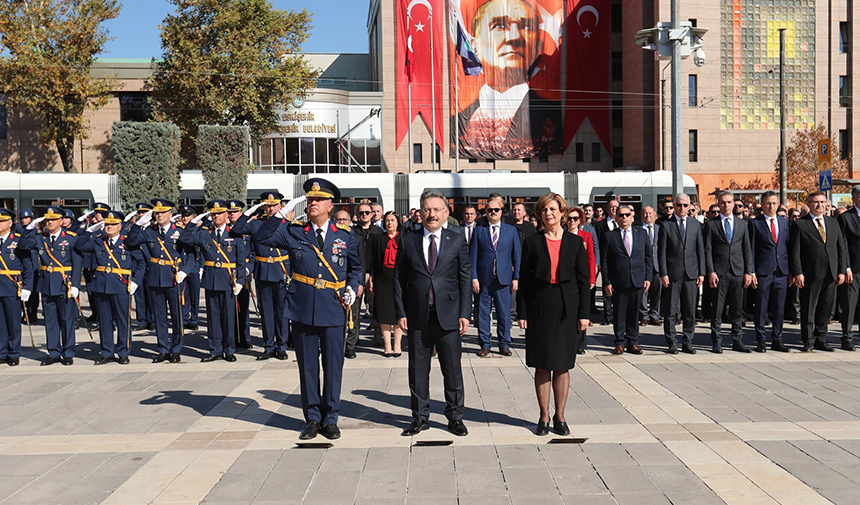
[565,0,611,156]
[396,0,445,152]
[449,0,564,159]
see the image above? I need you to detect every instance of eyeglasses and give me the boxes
[569,216,581,221]
[617,213,632,218]
[677,203,690,208]
[487,208,502,213]
[664,206,674,210]
[358,211,371,215]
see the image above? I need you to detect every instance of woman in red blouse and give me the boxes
[517,193,591,436]
[566,207,597,355]
[369,211,404,357]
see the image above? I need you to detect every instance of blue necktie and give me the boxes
[724,218,733,242]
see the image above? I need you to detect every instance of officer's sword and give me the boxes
[67,280,94,341]
[126,292,133,351]
[248,273,259,315]
[22,299,34,347]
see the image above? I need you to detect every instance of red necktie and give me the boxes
[770,218,777,243]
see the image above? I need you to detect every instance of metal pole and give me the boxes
[455,52,460,172]
[408,82,413,173]
[430,8,437,171]
[779,28,788,205]
[671,0,683,196]
[661,65,668,172]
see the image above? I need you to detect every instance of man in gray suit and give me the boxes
[704,191,754,353]
[639,206,662,326]
[659,194,705,354]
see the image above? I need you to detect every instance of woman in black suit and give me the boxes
[370,211,404,356]
[517,193,591,436]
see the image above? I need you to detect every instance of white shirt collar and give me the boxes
[312,220,331,235]
[215,224,227,233]
[423,227,442,241]
[476,83,529,121]
[0,232,10,242]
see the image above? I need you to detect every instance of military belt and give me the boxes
[204,261,236,269]
[0,270,21,275]
[40,265,71,273]
[255,255,289,263]
[292,273,345,290]
[96,266,131,275]
[150,257,181,266]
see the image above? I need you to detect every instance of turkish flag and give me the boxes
[396,0,445,152]
[565,0,611,156]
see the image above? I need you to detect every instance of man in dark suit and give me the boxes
[837,186,860,351]
[395,189,471,437]
[601,204,652,355]
[658,194,704,354]
[639,206,662,326]
[749,191,791,352]
[704,191,753,353]
[471,196,521,357]
[595,199,620,325]
[791,191,847,352]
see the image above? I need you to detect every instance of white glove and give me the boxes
[245,267,250,277]
[343,286,356,306]
[86,221,105,233]
[26,217,44,230]
[233,284,243,296]
[190,211,210,225]
[170,215,179,223]
[77,209,95,222]
[135,210,153,227]
[69,287,79,299]
[176,271,187,284]
[199,268,204,279]
[129,282,139,295]
[278,196,306,219]
[124,211,137,222]
[20,289,31,302]
[244,202,264,217]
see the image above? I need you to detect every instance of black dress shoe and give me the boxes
[682,343,697,355]
[224,354,237,362]
[300,420,321,440]
[842,338,856,351]
[256,351,274,361]
[41,357,60,366]
[94,357,115,365]
[237,341,253,349]
[732,343,752,353]
[666,344,679,354]
[536,419,550,436]
[771,342,790,352]
[711,344,723,354]
[187,324,198,331]
[61,357,73,366]
[401,418,430,436]
[146,323,156,331]
[447,420,468,437]
[151,353,168,363]
[118,356,130,365]
[802,343,815,352]
[755,341,767,353]
[320,423,341,440]
[201,355,224,362]
[169,353,181,363]
[7,357,19,367]
[577,349,586,355]
[552,417,571,436]
[814,340,835,352]
[275,351,289,360]
[345,350,357,359]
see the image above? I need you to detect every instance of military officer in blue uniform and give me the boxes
[254,178,363,440]
[20,206,83,366]
[178,204,201,330]
[0,208,34,366]
[227,200,254,349]
[14,208,34,235]
[230,191,290,361]
[130,202,155,330]
[80,202,110,325]
[16,209,40,322]
[125,199,195,363]
[60,208,75,230]
[180,200,248,362]
[75,211,146,364]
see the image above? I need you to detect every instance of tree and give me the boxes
[199,125,249,202]
[772,123,851,200]
[112,122,182,212]
[0,0,121,172]
[150,0,319,169]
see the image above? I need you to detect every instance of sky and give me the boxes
[96,0,370,59]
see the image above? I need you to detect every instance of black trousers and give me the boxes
[612,286,643,347]
[662,278,697,345]
[800,276,836,345]
[407,309,464,422]
[838,275,860,340]
[640,272,662,320]
[711,274,745,345]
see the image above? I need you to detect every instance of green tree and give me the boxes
[772,123,851,200]
[150,0,319,169]
[112,121,182,212]
[199,125,249,202]
[0,0,121,172]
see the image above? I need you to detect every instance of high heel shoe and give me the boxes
[393,352,402,358]
[383,352,392,358]
[552,416,570,436]
[536,419,550,436]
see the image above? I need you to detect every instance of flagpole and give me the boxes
[430,5,436,172]
[454,41,460,172]
[408,81,413,173]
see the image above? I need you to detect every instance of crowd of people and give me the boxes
[1,181,857,439]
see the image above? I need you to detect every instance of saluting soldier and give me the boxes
[80,203,110,326]
[180,200,247,362]
[254,178,362,440]
[226,200,254,349]
[20,206,83,366]
[125,199,195,364]
[178,205,201,330]
[230,191,291,361]
[130,202,155,330]
[60,208,75,231]
[0,208,34,366]
[75,211,146,364]
[16,209,40,323]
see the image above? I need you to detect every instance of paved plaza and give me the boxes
[2,298,860,504]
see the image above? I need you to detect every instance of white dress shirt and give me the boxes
[765,215,779,239]
[312,220,331,244]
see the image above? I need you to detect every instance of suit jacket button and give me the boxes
[318,274,322,278]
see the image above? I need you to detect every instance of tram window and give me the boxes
[273,138,286,166]
[286,138,299,164]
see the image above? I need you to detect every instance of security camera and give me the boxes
[693,48,706,67]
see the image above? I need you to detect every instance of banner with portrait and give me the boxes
[448,0,565,160]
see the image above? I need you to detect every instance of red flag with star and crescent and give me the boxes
[565,0,611,155]
[396,0,445,151]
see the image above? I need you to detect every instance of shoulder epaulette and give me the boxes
[176,223,185,229]
[336,223,351,232]
[291,220,304,226]
[65,231,77,237]
[201,227,210,231]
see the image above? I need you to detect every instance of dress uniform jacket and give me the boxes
[0,231,35,359]
[125,223,196,285]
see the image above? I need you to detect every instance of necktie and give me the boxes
[109,238,114,249]
[50,235,56,248]
[817,217,827,243]
[647,225,653,244]
[724,218,733,242]
[770,218,778,242]
[160,228,166,241]
[678,217,686,243]
[428,234,438,305]
[316,228,324,250]
[623,230,632,256]
[216,229,222,242]
[466,225,472,244]
[492,225,499,276]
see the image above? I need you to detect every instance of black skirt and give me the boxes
[373,265,398,324]
[525,284,579,371]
